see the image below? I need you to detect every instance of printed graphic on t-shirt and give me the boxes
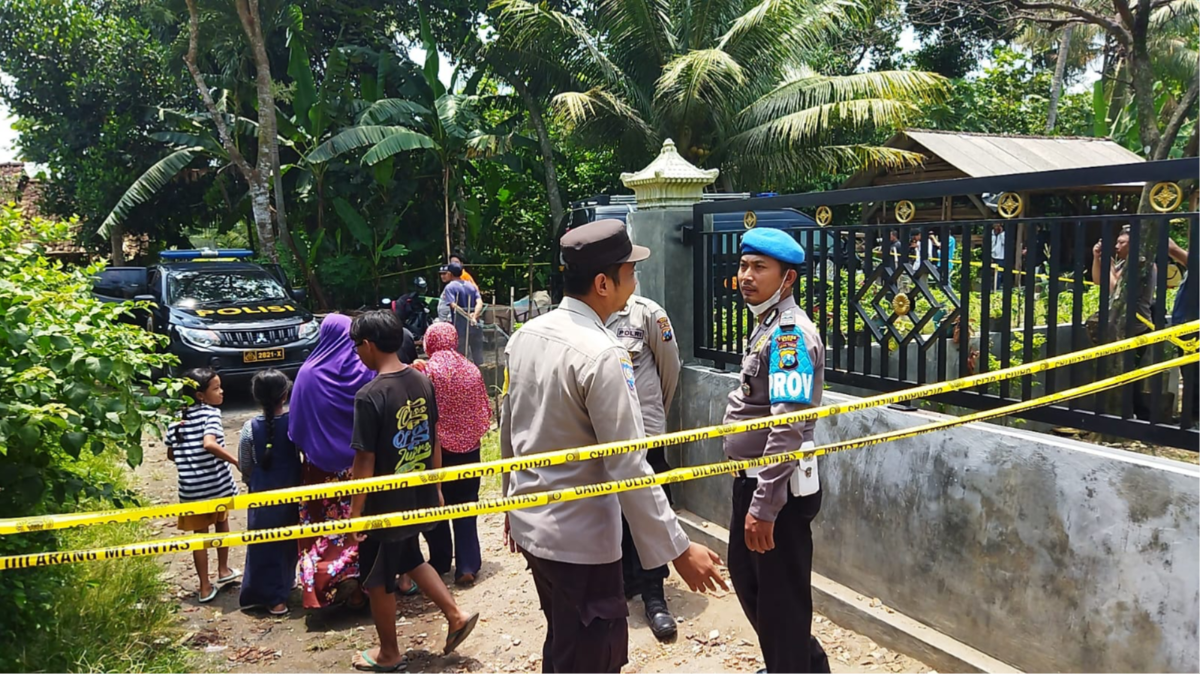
[767,329,813,404]
[393,397,433,473]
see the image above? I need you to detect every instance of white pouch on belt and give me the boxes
[791,441,819,497]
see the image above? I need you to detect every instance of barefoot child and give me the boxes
[167,368,240,602]
[348,310,479,672]
[238,369,302,615]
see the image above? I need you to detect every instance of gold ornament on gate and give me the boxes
[997,192,1024,218]
[895,200,915,223]
[743,211,757,229]
[816,206,832,226]
[892,292,911,316]
[1149,182,1183,213]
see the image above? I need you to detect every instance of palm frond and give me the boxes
[739,71,949,127]
[360,129,437,166]
[360,98,432,125]
[491,0,626,88]
[596,0,676,70]
[308,126,421,163]
[551,89,655,141]
[149,131,224,155]
[734,144,926,183]
[721,0,857,68]
[655,49,745,108]
[729,98,921,154]
[100,148,201,237]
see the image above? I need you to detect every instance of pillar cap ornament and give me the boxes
[620,138,720,210]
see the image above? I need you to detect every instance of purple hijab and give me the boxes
[289,314,375,473]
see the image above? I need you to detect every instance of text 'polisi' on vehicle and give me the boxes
[92,248,320,380]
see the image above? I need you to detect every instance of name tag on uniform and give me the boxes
[616,327,645,340]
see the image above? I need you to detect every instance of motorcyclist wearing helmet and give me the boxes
[385,276,433,341]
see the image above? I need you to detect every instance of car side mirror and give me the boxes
[133,294,157,304]
[291,288,308,303]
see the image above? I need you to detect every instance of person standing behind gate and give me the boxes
[439,262,484,366]
[723,227,830,674]
[605,294,682,640]
[500,219,726,673]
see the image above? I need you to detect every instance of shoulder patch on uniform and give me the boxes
[619,354,637,393]
[656,316,673,342]
[780,309,796,327]
[616,327,646,340]
[767,327,814,404]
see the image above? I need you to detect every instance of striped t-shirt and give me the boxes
[167,404,237,502]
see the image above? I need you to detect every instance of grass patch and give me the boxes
[2,452,191,673]
[480,429,502,496]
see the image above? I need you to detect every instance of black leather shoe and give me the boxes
[643,597,677,641]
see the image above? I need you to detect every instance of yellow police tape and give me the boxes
[0,351,1192,571]
[1,320,1195,536]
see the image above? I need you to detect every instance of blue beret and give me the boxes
[741,227,806,265]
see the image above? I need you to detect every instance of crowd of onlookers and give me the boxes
[164,258,497,666]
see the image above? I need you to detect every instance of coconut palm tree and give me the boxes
[491,0,950,188]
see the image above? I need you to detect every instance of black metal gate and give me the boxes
[692,158,1199,450]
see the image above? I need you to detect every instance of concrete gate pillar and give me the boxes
[621,139,719,364]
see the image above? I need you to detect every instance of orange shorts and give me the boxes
[177,510,228,531]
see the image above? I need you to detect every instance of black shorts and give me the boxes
[360,535,426,594]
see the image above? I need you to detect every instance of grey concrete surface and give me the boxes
[671,365,1200,673]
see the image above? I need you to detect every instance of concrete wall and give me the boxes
[670,365,1200,673]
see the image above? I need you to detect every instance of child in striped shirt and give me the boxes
[167,367,241,603]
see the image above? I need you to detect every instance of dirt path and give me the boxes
[135,398,932,673]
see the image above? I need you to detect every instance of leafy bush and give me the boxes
[0,204,185,669]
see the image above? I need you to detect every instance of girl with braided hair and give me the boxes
[238,369,302,615]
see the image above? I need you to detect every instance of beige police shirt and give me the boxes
[500,297,690,568]
[605,295,682,436]
[722,295,825,522]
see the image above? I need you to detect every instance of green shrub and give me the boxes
[0,205,186,670]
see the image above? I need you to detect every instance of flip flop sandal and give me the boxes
[443,612,480,655]
[268,606,289,616]
[353,650,406,672]
[198,586,219,604]
[399,582,421,597]
[216,569,242,584]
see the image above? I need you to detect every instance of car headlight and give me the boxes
[177,326,221,348]
[298,319,319,341]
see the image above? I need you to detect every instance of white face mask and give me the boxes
[747,275,789,317]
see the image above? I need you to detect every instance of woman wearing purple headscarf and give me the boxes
[290,314,375,610]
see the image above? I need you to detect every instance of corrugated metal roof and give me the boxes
[902,129,1145,177]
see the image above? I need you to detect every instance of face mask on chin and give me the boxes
[746,271,792,317]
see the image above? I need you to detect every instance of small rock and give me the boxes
[204,645,228,653]
[513,639,521,646]
[708,629,720,641]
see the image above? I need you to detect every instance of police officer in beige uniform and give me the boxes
[723,227,830,673]
[606,294,681,639]
[500,219,726,673]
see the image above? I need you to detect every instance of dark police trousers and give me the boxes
[523,551,628,673]
[621,447,671,600]
[728,476,830,674]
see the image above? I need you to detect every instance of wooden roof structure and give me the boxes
[843,130,1145,188]
[843,130,1147,224]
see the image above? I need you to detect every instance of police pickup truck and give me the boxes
[92,249,319,379]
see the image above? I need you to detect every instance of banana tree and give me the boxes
[307,8,526,258]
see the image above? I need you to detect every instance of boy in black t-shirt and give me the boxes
[348,310,479,672]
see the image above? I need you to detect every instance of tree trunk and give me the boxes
[184,0,275,261]
[236,0,329,309]
[1045,25,1073,133]
[443,164,452,259]
[109,222,126,265]
[513,78,566,235]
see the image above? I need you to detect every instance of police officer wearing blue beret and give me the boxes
[722,227,830,673]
